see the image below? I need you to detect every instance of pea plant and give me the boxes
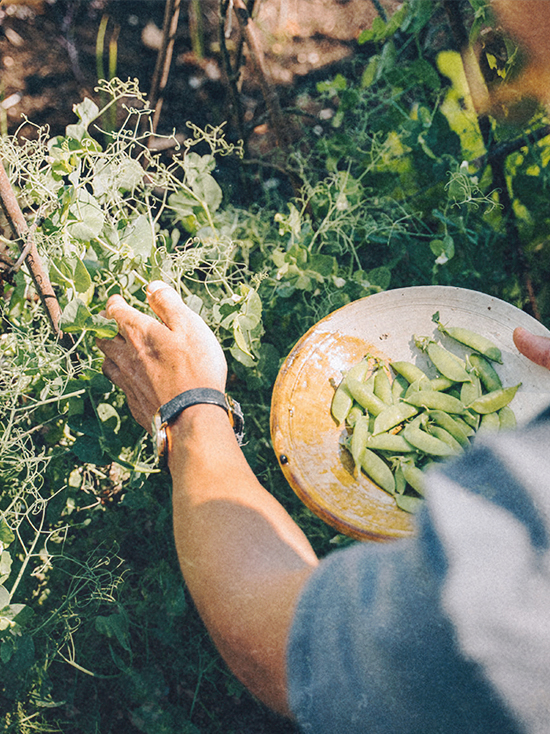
[2,0,550,729]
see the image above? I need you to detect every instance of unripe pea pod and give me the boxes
[391,373,408,403]
[425,341,471,382]
[359,448,395,495]
[345,359,370,383]
[436,320,502,363]
[469,354,502,392]
[428,409,471,447]
[404,376,432,398]
[372,401,418,435]
[391,361,429,384]
[374,368,393,405]
[393,463,407,495]
[346,405,364,427]
[351,414,370,468]
[400,459,426,496]
[427,424,464,454]
[395,493,424,514]
[498,405,517,431]
[346,378,387,415]
[331,383,353,424]
[367,431,416,452]
[404,389,465,414]
[402,421,457,457]
[476,411,500,437]
[454,414,477,436]
[430,376,455,392]
[467,383,521,414]
[460,372,482,405]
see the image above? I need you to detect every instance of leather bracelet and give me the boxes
[152,388,245,463]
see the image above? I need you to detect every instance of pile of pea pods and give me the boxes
[330,314,521,513]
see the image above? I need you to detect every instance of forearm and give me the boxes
[167,404,318,715]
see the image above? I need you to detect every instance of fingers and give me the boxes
[513,327,550,369]
[146,281,189,331]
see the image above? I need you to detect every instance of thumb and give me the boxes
[146,281,188,330]
[513,327,550,369]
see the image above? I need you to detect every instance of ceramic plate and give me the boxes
[270,286,550,541]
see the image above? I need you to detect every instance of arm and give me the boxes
[97,281,318,716]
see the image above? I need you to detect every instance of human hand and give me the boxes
[513,326,550,370]
[97,281,227,431]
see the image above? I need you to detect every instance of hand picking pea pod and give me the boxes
[330,319,522,514]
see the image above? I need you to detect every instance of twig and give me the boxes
[0,160,68,339]
[219,0,246,142]
[148,0,182,138]
[232,0,290,154]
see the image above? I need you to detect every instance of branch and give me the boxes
[232,0,290,154]
[148,0,182,138]
[0,160,68,339]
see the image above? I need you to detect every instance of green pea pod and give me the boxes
[460,373,482,405]
[425,341,470,382]
[367,432,416,452]
[467,383,521,414]
[498,405,517,431]
[436,321,503,363]
[331,383,353,424]
[395,493,424,514]
[476,411,500,437]
[373,368,392,405]
[351,415,370,468]
[454,414,477,436]
[346,378,387,415]
[469,354,502,392]
[391,361,429,384]
[428,409,471,447]
[345,359,370,383]
[372,401,418,435]
[360,448,395,495]
[430,376,455,392]
[394,463,407,495]
[404,390,465,414]
[391,374,408,403]
[404,376,432,398]
[427,424,464,454]
[402,422,457,457]
[345,405,364,427]
[400,459,426,496]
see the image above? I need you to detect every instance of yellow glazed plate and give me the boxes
[270,286,550,542]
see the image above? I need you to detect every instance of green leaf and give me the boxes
[191,174,223,214]
[0,520,14,547]
[59,299,91,331]
[430,235,455,265]
[59,298,118,337]
[95,612,131,652]
[67,189,105,242]
[0,552,12,585]
[71,435,110,465]
[121,214,155,259]
[97,403,121,432]
[367,266,391,290]
[73,97,100,128]
[73,258,92,294]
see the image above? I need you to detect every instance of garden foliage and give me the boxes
[1,0,550,730]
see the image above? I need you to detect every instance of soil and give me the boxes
[0,0,398,148]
